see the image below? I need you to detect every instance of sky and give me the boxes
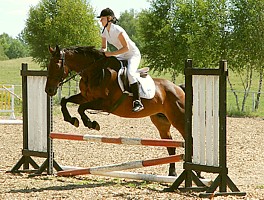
[0,0,150,38]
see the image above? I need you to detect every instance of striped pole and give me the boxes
[57,154,184,177]
[60,166,212,186]
[61,166,179,183]
[50,132,184,148]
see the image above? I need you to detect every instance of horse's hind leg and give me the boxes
[150,114,177,176]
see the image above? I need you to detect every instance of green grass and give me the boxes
[0,57,263,117]
[0,57,41,85]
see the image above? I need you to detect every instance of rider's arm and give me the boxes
[105,32,129,57]
[101,37,107,52]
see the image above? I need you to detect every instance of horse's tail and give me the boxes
[179,84,185,93]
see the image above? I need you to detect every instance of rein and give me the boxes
[57,51,125,113]
[58,51,106,86]
[59,72,81,86]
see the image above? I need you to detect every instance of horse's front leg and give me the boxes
[77,99,105,130]
[60,93,87,127]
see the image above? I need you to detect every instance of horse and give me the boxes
[45,45,186,177]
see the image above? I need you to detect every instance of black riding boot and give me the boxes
[130,82,144,112]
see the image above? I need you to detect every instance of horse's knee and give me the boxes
[60,97,67,106]
[77,104,85,114]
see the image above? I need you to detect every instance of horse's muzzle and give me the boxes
[45,86,57,96]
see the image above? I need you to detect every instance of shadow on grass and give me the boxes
[8,180,115,194]
[7,176,199,198]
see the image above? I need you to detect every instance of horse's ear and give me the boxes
[55,44,60,55]
[49,45,54,54]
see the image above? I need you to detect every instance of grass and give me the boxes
[0,57,263,117]
[0,57,41,85]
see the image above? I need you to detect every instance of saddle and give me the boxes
[119,60,149,92]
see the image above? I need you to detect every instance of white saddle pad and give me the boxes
[117,68,156,99]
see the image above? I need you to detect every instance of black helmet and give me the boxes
[97,8,115,18]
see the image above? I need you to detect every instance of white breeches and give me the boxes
[117,53,141,84]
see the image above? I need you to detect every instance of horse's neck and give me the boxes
[65,54,92,73]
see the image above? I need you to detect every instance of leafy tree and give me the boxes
[0,46,8,60]
[0,33,12,47]
[23,0,101,67]
[227,0,264,112]
[0,33,29,59]
[137,1,178,74]
[118,9,142,49]
[5,39,29,59]
[0,33,13,56]
[138,0,228,75]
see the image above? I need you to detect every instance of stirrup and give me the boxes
[132,100,144,112]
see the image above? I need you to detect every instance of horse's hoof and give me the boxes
[92,121,100,131]
[72,117,79,127]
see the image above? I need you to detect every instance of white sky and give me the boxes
[0,0,150,38]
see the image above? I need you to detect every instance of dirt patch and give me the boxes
[0,106,263,199]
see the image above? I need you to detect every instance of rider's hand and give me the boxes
[104,51,113,57]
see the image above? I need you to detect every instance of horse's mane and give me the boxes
[64,46,104,60]
[62,46,121,88]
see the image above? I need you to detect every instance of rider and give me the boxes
[98,8,144,112]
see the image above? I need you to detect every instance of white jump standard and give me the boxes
[166,60,246,197]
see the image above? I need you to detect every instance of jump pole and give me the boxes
[50,132,184,147]
[60,166,211,185]
[57,154,183,176]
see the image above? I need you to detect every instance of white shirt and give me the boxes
[101,24,140,59]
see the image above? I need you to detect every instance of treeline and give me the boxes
[0,33,29,60]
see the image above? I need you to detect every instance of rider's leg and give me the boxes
[127,54,144,112]
[130,82,144,112]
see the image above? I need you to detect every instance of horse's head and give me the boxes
[45,45,69,96]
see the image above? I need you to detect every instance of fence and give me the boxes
[0,84,22,120]
[227,90,263,112]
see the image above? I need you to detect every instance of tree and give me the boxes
[227,0,264,112]
[0,46,8,60]
[118,9,142,49]
[138,0,180,74]
[0,33,29,59]
[5,39,29,59]
[23,0,101,67]
[138,0,228,76]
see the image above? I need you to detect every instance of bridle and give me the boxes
[57,50,108,87]
[58,50,81,86]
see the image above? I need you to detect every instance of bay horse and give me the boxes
[45,45,186,177]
